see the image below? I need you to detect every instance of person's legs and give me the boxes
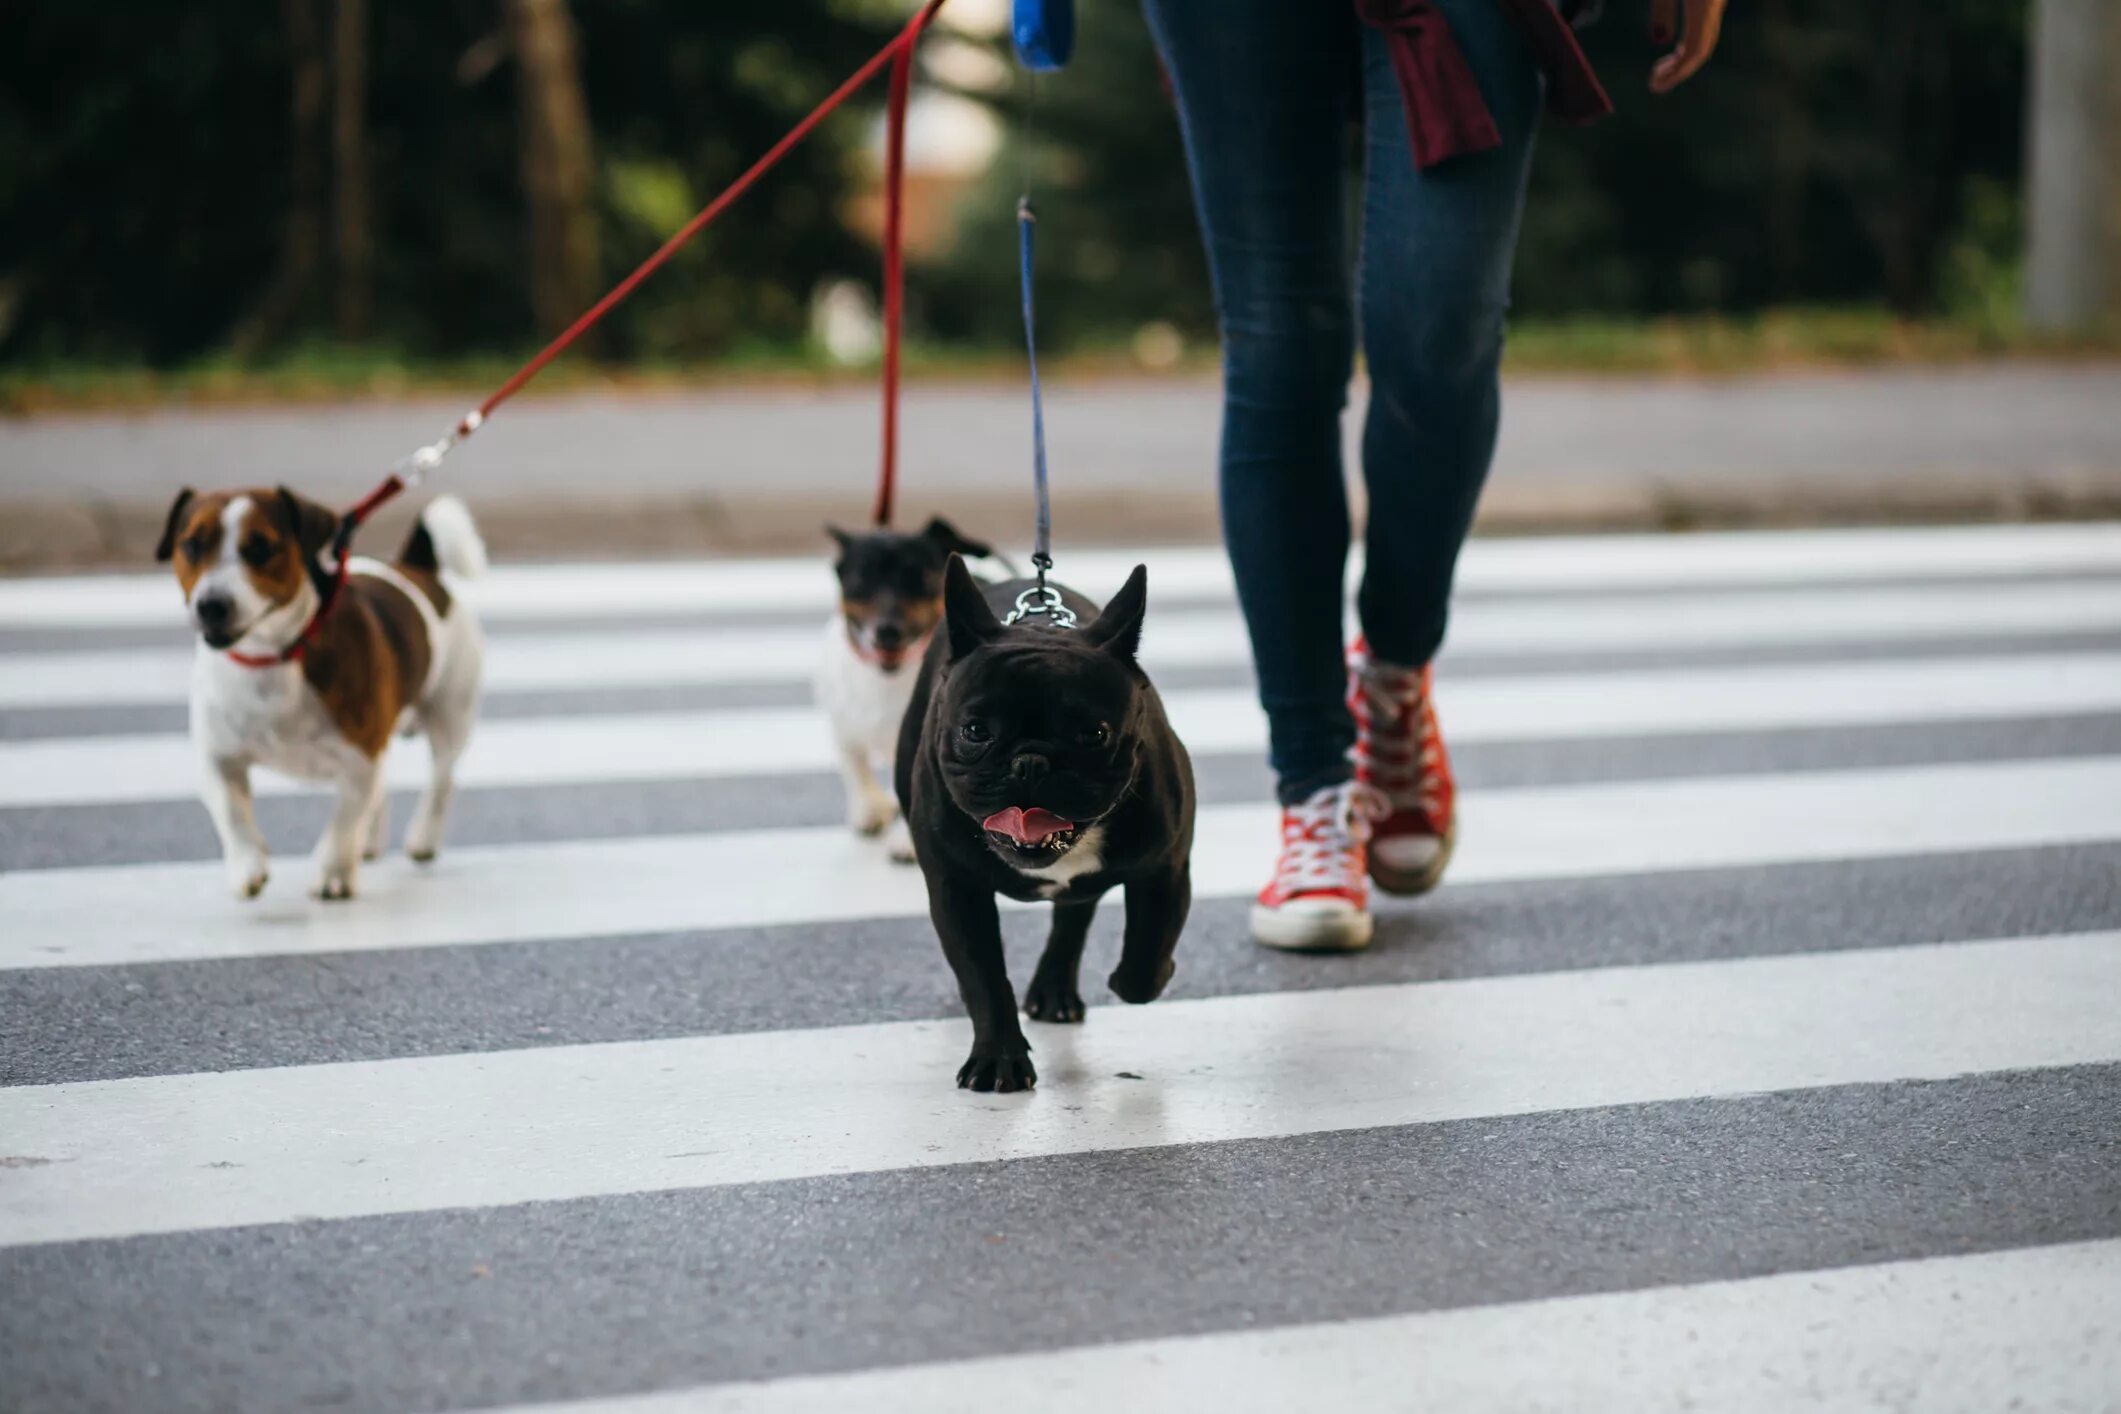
[1141,0,1360,807]
[1354,2,1544,665]
[1345,4,1542,899]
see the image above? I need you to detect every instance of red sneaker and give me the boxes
[1348,637,1458,896]
[1250,780,1390,951]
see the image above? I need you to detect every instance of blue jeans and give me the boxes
[1141,0,1543,804]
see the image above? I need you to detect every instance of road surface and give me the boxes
[5,364,2121,566]
[2,522,2119,1411]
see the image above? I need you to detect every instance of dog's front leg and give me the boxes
[314,755,386,901]
[927,873,1035,1092]
[1024,898,1098,1023]
[199,753,269,900]
[1110,862,1191,1005]
[836,733,897,837]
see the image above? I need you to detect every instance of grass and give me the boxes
[4,307,2115,414]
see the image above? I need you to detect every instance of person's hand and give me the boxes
[1648,0,1728,92]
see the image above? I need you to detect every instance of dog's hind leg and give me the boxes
[405,709,469,864]
[1110,862,1190,1005]
[1024,898,1098,1024]
[361,791,389,860]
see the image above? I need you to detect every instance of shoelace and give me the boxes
[1272,781,1390,895]
[1348,650,1448,821]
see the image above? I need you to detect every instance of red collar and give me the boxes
[224,557,348,669]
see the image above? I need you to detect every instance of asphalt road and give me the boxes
[2,523,2119,1411]
[6,363,2121,566]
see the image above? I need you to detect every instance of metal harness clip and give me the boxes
[1002,583,1077,629]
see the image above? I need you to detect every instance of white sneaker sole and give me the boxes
[1249,901,1376,952]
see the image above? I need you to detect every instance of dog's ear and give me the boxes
[154,488,196,563]
[943,553,1002,657]
[1083,564,1147,662]
[824,524,854,558]
[921,515,994,563]
[276,486,341,564]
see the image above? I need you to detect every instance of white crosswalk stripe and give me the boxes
[8,579,2120,709]
[6,756,2117,970]
[3,523,2117,629]
[496,1241,2121,1414]
[2,522,2117,1412]
[7,650,2118,807]
[3,933,2115,1246]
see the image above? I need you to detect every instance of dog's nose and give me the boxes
[872,622,906,651]
[195,592,234,629]
[1009,753,1049,783]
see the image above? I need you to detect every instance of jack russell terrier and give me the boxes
[156,485,487,901]
[815,516,993,862]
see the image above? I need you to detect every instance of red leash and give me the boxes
[236,1,945,666]
[874,2,940,528]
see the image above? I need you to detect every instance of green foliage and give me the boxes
[0,0,2039,367]
[923,0,2036,349]
[0,0,895,364]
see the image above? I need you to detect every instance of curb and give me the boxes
[5,473,2119,572]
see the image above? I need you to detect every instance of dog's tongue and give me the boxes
[982,806,1074,843]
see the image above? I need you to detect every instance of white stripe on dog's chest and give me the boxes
[1011,825,1106,898]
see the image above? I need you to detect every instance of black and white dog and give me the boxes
[896,556,1195,1092]
[816,518,992,862]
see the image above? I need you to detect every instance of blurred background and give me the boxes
[1,0,2117,563]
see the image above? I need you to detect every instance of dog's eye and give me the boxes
[1080,722,1111,748]
[959,721,991,744]
[181,532,210,561]
[239,535,275,568]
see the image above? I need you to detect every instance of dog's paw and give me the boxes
[1023,971,1086,1024]
[884,818,918,864]
[849,792,898,837]
[405,815,442,864]
[1108,956,1175,1006]
[957,1047,1037,1093]
[227,856,270,901]
[312,867,357,902]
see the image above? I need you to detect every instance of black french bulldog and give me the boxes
[896,556,1196,1092]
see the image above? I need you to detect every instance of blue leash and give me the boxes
[1012,0,1070,597]
[1017,191,1051,586]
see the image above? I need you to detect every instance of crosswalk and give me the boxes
[2,522,2118,1411]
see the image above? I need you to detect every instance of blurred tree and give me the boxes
[230,0,329,358]
[2023,0,2121,332]
[509,0,599,339]
[0,0,2040,366]
[0,0,896,364]
[333,0,374,339]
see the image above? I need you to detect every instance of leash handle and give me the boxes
[1012,0,1075,71]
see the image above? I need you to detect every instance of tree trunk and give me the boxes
[509,0,599,342]
[331,0,373,341]
[231,0,328,358]
[2024,0,2121,333]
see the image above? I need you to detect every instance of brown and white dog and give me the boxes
[156,486,486,901]
[815,517,994,862]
